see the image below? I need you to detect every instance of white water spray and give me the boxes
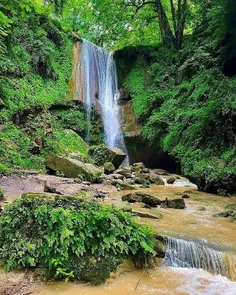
[81,39,128,159]
[163,237,236,280]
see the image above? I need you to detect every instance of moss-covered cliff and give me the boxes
[0,14,103,174]
[115,14,236,194]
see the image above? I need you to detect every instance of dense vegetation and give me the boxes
[116,1,236,194]
[0,0,103,174]
[0,194,156,284]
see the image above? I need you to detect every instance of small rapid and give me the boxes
[164,237,236,281]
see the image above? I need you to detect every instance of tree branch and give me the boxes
[125,0,156,19]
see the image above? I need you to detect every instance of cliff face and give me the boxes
[115,36,236,193]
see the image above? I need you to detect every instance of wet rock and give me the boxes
[161,198,185,209]
[182,193,190,199]
[115,166,132,178]
[150,174,165,185]
[213,210,235,218]
[166,177,177,184]
[134,177,150,188]
[122,193,142,203]
[122,192,161,207]
[132,208,163,219]
[104,162,115,175]
[136,192,161,207]
[45,153,102,182]
[131,162,145,173]
[111,173,125,180]
[136,172,150,180]
[88,144,126,168]
[111,179,136,191]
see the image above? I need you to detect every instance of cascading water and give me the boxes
[81,39,128,161]
[163,237,236,280]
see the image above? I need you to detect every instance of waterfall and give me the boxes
[81,39,128,159]
[163,237,236,280]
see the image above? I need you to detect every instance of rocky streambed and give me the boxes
[0,163,236,295]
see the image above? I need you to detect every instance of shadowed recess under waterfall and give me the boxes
[81,39,128,161]
[163,237,236,281]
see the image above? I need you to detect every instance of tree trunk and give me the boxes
[155,0,175,46]
[176,0,187,49]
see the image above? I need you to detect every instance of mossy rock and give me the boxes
[112,180,136,190]
[88,144,126,168]
[132,208,163,220]
[122,192,161,207]
[150,174,165,185]
[45,153,102,182]
[104,162,115,174]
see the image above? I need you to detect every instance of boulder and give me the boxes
[122,193,142,203]
[136,172,150,180]
[213,210,235,218]
[45,153,102,182]
[111,173,125,180]
[88,144,126,168]
[150,174,165,185]
[115,166,132,178]
[136,192,161,207]
[111,179,136,191]
[182,194,190,199]
[132,208,163,219]
[131,162,145,173]
[134,177,150,188]
[166,177,177,184]
[161,198,185,209]
[122,192,161,207]
[104,162,115,175]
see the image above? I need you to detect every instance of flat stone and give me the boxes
[132,208,163,219]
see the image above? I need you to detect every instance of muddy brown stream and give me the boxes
[33,185,236,295]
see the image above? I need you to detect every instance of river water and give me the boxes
[34,185,236,295]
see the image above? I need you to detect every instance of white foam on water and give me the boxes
[172,267,236,295]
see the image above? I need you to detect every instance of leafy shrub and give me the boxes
[0,194,156,284]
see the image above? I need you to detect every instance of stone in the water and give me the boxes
[45,153,102,182]
[150,174,165,185]
[166,177,177,184]
[131,162,145,173]
[136,192,161,207]
[122,193,142,203]
[112,180,136,191]
[182,194,190,199]
[104,162,115,175]
[132,208,163,219]
[88,144,126,168]
[213,210,235,218]
[161,198,185,209]
[122,192,161,207]
[115,166,132,178]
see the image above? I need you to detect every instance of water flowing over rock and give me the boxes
[80,39,128,163]
[163,237,236,280]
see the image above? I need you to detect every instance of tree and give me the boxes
[125,0,188,49]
